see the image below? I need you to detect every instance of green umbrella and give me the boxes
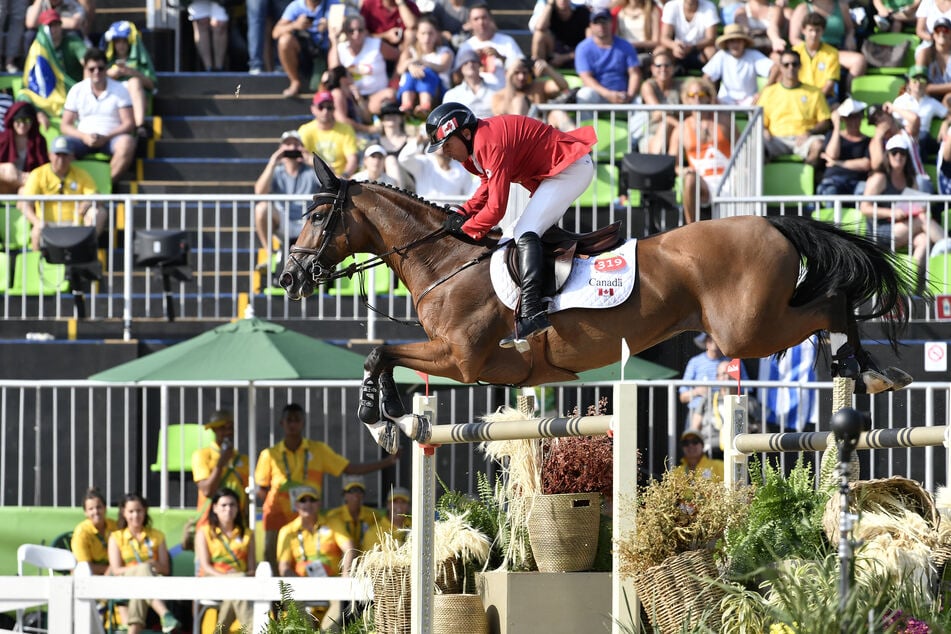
[567,356,679,383]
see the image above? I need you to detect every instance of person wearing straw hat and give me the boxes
[191,409,250,525]
[816,97,871,197]
[702,23,774,105]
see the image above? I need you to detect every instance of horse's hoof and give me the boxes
[358,376,380,425]
[883,367,913,391]
[856,370,895,395]
[379,373,406,419]
[364,421,400,455]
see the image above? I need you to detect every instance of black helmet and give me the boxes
[425,102,477,153]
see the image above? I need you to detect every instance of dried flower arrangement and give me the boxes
[540,398,614,498]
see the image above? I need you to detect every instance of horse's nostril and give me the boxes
[279,272,294,289]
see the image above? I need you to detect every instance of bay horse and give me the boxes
[280,157,912,453]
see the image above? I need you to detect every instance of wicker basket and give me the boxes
[526,492,601,572]
[435,556,467,594]
[633,549,724,634]
[432,594,487,634]
[370,566,411,634]
[823,476,939,543]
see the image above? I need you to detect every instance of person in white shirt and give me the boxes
[659,0,719,72]
[352,143,399,185]
[455,3,524,86]
[59,47,136,180]
[442,48,498,118]
[398,133,478,199]
[890,64,949,157]
[702,24,773,105]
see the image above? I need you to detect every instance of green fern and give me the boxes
[256,580,317,633]
[436,471,505,569]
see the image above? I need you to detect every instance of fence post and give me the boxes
[613,382,638,634]
[723,394,748,490]
[411,394,437,634]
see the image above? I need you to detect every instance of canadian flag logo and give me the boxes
[598,288,614,296]
[436,118,458,140]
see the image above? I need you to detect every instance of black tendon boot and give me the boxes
[500,232,552,348]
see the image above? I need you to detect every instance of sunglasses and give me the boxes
[681,438,703,446]
[888,149,908,156]
[653,62,673,68]
[298,497,318,503]
[781,61,801,68]
[686,91,709,98]
[347,27,365,33]
[86,65,106,72]
[910,76,929,83]
[317,103,334,111]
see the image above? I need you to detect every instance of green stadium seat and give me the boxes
[849,75,904,106]
[73,159,112,194]
[7,251,68,295]
[812,207,868,235]
[0,250,10,291]
[0,202,28,250]
[149,423,215,473]
[593,117,630,161]
[763,162,815,196]
[865,33,920,75]
[927,253,951,294]
[576,163,618,208]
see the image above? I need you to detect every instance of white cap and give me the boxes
[364,144,386,157]
[885,134,910,152]
[836,98,867,117]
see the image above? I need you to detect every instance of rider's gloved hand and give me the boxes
[443,206,468,238]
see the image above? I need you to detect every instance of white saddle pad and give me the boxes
[489,239,637,313]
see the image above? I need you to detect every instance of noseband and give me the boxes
[288,179,351,283]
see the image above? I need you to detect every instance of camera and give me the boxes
[220,438,232,452]
[283,149,302,159]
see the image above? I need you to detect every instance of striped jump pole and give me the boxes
[410,382,638,634]
[734,425,951,454]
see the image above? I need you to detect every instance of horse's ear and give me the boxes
[311,153,340,189]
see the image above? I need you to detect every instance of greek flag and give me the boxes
[758,336,819,431]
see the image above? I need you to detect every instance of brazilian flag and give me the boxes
[20,25,84,117]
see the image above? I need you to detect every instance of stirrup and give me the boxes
[499,313,552,349]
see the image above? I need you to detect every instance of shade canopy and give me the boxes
[568,356,678,383]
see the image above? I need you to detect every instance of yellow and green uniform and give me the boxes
[276,516,352,577]
[362,515,412,550]
[325,505,382,548]
[296,120,357,176]
[191,443,250,517]
[255,439,349,531]
[793,41,840,92]
[759,81,830,137]
[198,524,251,575]
[110,526,166,565]
[674,455,725,481]
[71,517,117,567]
[22,162,98,224]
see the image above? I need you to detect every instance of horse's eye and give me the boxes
[312,213,325,224]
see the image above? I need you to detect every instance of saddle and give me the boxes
[504,222,625,295]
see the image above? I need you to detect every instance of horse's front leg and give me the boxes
[357,348,406,424]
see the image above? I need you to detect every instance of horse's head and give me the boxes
[280,155,352,300]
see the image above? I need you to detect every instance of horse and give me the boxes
[280,157,913,453]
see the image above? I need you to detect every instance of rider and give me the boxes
[426,102,597,348]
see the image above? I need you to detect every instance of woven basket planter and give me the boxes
[526,492,601,572]
[433,594,487,634]
[370,566,411,634]
[823,476,939,543]
[633,549,724,634]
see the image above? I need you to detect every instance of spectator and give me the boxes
[758,335,820,435]
[187,0,228,72]
[107,493,182,634]
[362,486,411,549]
[915,5,951,57]
[20,9,86,128]
[194,487,255,632]
[640,48,681,153]
[360,0,420,48]
[528,0,590,69]
[25,0,86,45]
[432,0,471,50]
[71,487,117,575]
[861,134,947,279]
[816,97,871,197]
[376,99,412,187]
[397,130,479,198]
[0,0,26,72]
[456,3,524,87]
[787,0,866,85]
[659,0,720,73]
[939,116,951,193]
[668,77,736,223]
[320,66,376,138]
[328,14,399,115]
[191,409,250,525]
[490,56,570,120]
[574,8,642,106]
[0,102,48,194]
[59,47,136,181]
[254,130,319,252]
[352,143,398,185]
[678,332,745,432]
[759,48,831,164]
[613,0,662,54]
[102,21,157,139]
[792,12,840,101]
[395,14,453,117]
[442,48,498,118]
[254,403,397,569]
[872,0,918,32]
[891,64,949,157]
[247,0,296,75]
[325,476,381,547]
[672,429,724,480]
[273,0,338,97]
[17,135,100,250]
[733,0,786,59]
[702,23,774,105]
[868,104,934,191]
[298,90,359,178]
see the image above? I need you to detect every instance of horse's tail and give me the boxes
[765,215,911,352]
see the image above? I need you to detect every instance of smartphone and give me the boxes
[283,149,302,159]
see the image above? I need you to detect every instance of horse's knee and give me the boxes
[364,346,388,375]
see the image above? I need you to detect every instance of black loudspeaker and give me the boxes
[134,230,189,268]
[40,226,98,265]
[619,153,677,193]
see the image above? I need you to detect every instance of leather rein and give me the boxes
[287,179,500,326]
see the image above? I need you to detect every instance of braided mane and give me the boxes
[360,180,448,212]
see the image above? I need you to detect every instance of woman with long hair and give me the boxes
[320,65,376,137]
[195,487,255,631]
[640,48,681,153]
[71,487,116,575]
[613,0,661,52]
[0,101,48,194]
[107,493,181,634]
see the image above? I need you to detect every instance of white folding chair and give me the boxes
[14,544,77,633]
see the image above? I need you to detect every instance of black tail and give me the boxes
[765,215,911,351]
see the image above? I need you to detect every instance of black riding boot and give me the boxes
[500,232,552,348]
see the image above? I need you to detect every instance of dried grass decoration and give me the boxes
[824,476,939,599]
[616,468,749,633]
